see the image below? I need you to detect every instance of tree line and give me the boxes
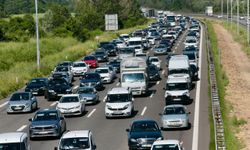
[0,0,146,42]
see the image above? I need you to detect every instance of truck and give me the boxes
[205,6,213,16]
[128,37,143,54]
[120,57,148,96]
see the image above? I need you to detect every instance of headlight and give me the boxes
[25,103,30,107]
[183,91,189,96]
[124,104,130,109]
[74,105,81,109]
[130,138,137,142]
[49,90,54,93]
[106,105,112,109]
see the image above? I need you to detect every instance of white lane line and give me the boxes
[103,96,107,102]
[0,101,8,108]
[192,23,203,150]
[116,82,120,86]
[50,102,57,107]
[17,125,27,131]
[162,70,165,75]
[175,47,177,50]
[149,92,154,98]
[156,81,160,85]
[73,85,79,90]
[87,109,96,118]
[141,107,147,116]
[146,51,149,55]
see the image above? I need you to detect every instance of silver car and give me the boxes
[7,92,38,114]
[77,87,99,104]
[159,105,190,129]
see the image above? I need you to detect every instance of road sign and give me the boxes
[105,14,118,31]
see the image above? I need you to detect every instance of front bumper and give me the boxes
[165,95,190,104]
[105,108,132,117]
[29,128,60,138]
[162,120,188,129]
[7,105,31,113]
[58,108,82,116]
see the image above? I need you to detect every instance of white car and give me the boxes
[95,66,116,84]
[184,36,198,48]
[151,140,184,150]
[149,57,161,69]
[56,94,85,116]
[147,37,156,45]
[119,34,130,43]
[55,130,96,150]
[71,61,89,76]
[166,31,178,40]
[0,132,30,150]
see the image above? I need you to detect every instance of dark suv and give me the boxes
[126,119,163,150]
[80,72,104,91]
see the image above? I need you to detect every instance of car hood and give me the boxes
[129,131,162,139]
[8,100,30,106]
[106,102,131,108]
[80,79,99,83]
[31,120,58,126]
[79,93,96,98]
[162,114,188,120]
[57,102,80,108]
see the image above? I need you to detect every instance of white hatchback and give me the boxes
[71,61,89,76]
[149,57,161,70]
[151,140,184,150]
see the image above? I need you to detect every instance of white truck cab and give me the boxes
[128,37,143,54]
[105,87,134,118]
[0,132,30,150]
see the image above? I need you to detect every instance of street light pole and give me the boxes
[221,0,224,17]
[237,0,239,34]
[248,0,249,44]
[231,0,233,28]
[35,0,40,70]
[227,0,229,22]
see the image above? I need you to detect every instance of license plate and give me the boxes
[170,122,180,125]
[39,131,48,134]
[32,92,38,94]
[142,144,151,147]
[113,111,122,114]
[15,107,22,110]
[57,94,64,96]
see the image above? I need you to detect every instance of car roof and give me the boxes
[0,132,27,143]
[62,130,90,139]
[62,94,79,97]
[153,139,180,145]
[108,87,130,94]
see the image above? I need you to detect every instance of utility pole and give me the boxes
[35,0,40,70]
[248,0,249,44]
[227,0,229,23]
[221,0,224,17]
[237,0,239,34]
[231,0,233,28]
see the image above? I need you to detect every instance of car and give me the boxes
[57,61,73,71]
[7,92,38,114]
[184,37,198,48]
[183,51,198,67]
[120,33,130,43]
[56,94,85,116]
[52,72,72,84]
[166,31,178,40]
[29,109,66,140]
[151,140,184,150]
[148,31,161,40]
[147,37,156,45]
[148,57,161,70]
[159,39,172,49]
[44,77,72,101]
[77,86,99,104]
[159,105,190,130]
[148,64,161,81]
[80,72,103,91]
[71,61,90,76]
[126,119,163,150]
[54,130,96,150]
[82,55,98,68]
[161,34,175,45]
[95,66,116,84]
[53,66,73,83]
[25,77,48,95]
[153,44,169,55]
[0,132,30,150]
[112,39,126,48]
[102,43,117,56]
[94,49,109,62]
[107,59,121,73]
[105,87,134,118]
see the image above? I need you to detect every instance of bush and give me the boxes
[53,27,72,37]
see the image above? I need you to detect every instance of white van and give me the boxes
[168,55,192,78]
[0,132,30,150]
[128,37,143,54]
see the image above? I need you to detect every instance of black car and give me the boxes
[126,119,163,150]
[80,72,104,91]
[107,59,121,73]
[45,77,72,101]
[25,78,48,95]
[102,44,117,56]
[57,61,73,68]
[148,64,161,81]
[94,48,109,62]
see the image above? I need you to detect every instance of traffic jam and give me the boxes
[0,13,201,150]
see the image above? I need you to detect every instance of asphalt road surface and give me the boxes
[0,22,210,150]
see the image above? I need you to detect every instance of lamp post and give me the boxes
[248,0,249,44]
[35,0,40,70]
[221,0,224,17]
[237,0,239,34]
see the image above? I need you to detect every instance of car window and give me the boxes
[96,69,108,73]
[33,112,58,121]
[152,144,179,150]
[78,88,94,94]
[131,122,159,132]
[60,137,90,149]
[164,107,185,115]
[10,93,30,101]
[60,96,79,103]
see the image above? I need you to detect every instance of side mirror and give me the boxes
[132,97,135,101]
[163,87,166,90]
[92,145,97,149]
[159,113,162,116]
[28,118,32,122]
[188,112,191,114]
[126,129,130,132]
[54,147,58,150]
[60,117,64,120]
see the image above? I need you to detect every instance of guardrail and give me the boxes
[203,22,227,150]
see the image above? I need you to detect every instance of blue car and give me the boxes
[29,109,66,140]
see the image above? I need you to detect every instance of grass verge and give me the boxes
[204,19,244,150]
[0,19,154,99]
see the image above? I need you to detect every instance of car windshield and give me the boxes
[152,144,179,150]
[96,69,108,73]
[109,61,120,66]
[122,73,145,82]
[48,79,68,86]
[55,67,69,72]
[28,79,46,85]
[156,45,166,49]
[83,74,99,80]
[119,48,134,54]
[33,112,58,121]
[84,56,95,61]
[131,122,159,132]
[184,53,195,60]
[184,47,196,51]
[169,69,189,75]
[10,93,29,101]
[129,41,141,46]
[166,83,189,90]
[0,143,26,150]
[164,107,186,115]
[78,88,94,94]
[149,66,158,72]
[107,94,130,102]
[60,96,79,103]
[73,63,86,67]
[186,39,196,43]
[60,137,89,150]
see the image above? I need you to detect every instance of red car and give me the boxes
[82,55,98,68]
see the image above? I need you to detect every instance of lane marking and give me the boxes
[103,96,107,102]
[87,109,96,118]
[116,82,120,86]
[0,101,8,108]
[50,102,57,107]
[150,92,154,98]
[162,70,165,75]
[17,125,27,131]
[175,47,177,50]
[156,81,160,85]
[141,107,147,116]
[192,23,203,150]
[73,85,79,90]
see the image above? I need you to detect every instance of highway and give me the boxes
[0,21,210,150]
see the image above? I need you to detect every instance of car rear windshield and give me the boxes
[73,63,86,67]
[131,122,159,132]
[107,94,130,103]
[95,69,108,73]
[78,88,94,94]
[60,137,89,149]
